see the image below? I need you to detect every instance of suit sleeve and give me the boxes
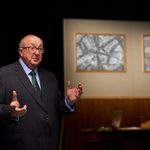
[0,72,11,121]
[57,90,75,115]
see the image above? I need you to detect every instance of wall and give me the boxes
[61,97,150,150]
[63,19,150,97]
[62,19,150,150]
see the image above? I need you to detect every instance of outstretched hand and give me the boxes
[10,91,27,117]
[66,80,83,105]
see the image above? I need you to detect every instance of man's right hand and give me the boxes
[10,90,27,117]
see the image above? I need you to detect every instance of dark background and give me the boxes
[1,1,150,93]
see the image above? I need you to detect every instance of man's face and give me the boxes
[18,36,44,70]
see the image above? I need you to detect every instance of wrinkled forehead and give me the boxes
[21,35,43,47]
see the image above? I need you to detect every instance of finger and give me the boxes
[77,83,82,91]
[78,83,82,88]
[12,90,18,102]
[23,105,27,112]
[15,105,27,112]
[77,83,83,95]
[67,80,71,89]
[15,108,27,117]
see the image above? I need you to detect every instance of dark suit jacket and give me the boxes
[0,61,72,150]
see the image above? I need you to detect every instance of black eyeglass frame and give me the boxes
[21,46,45,53]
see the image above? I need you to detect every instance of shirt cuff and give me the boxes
[11,116,20,122]
[65,97,75,112]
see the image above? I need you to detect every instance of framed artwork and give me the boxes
[143,34,150,72]
[75,33,126,72]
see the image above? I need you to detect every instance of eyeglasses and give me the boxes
[21,46,45,54]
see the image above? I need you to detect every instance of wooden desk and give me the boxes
[81,127,150,150]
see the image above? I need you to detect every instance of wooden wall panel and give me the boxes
[60,97,150,150]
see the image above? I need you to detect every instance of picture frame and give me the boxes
[143,34,150,72]
[75,33,126,72]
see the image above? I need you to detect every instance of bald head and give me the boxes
[19,34,43,48]
[18,34,44,70]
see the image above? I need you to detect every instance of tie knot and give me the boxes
[30,70,36,76]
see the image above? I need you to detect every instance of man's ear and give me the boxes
[18,48,23,57]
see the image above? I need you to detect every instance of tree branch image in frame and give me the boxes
[76,34,125,72]
[143,35,150,72]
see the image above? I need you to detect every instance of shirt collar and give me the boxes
[19,58,38,75]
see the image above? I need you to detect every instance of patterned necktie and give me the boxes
[29,70,41,96]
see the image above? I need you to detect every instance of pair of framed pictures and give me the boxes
[75,33,150,72]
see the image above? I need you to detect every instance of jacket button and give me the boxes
[45,116,49,121]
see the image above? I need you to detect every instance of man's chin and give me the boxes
[31,62,40,68]
[32,59,41,64]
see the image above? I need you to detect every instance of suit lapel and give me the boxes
[13,61,48,113]
[38,69,49,110]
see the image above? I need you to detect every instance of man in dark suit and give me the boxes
[0,34,83,150]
